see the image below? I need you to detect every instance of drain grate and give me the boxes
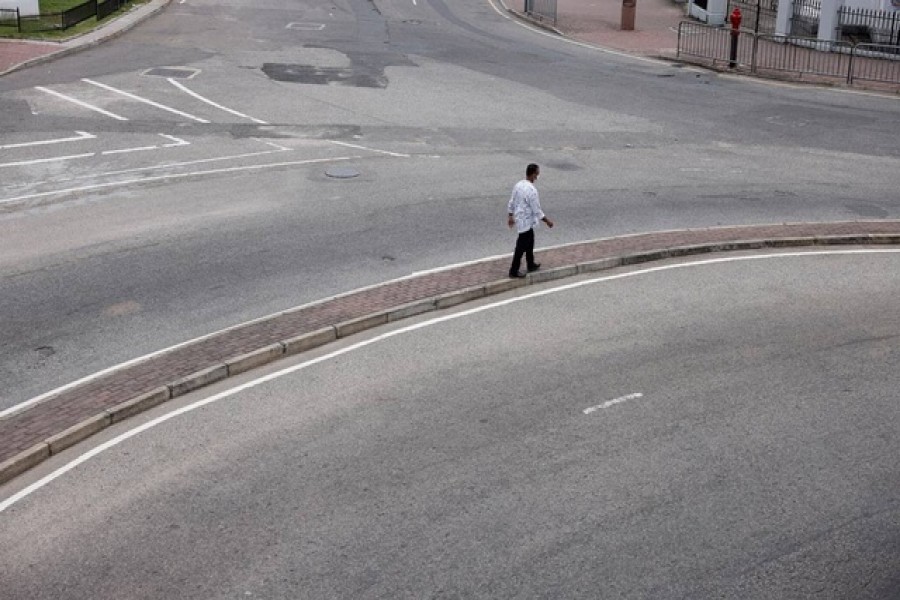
[143,67,200,79]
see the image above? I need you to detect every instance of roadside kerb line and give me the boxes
[2,222,900,487]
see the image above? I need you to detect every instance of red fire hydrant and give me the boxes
[729,7,742,68]
[730,7,742,31]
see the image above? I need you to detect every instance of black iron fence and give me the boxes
[839,7,900,47]
[790,0,820,37]
[677,20,900,86]
[0,0,132,33]
[98,0,132,20]
[524,0,558,25]
[0,8,19,28]
[755,35,854,78]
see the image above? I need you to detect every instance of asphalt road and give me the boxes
[2,251,899,598]
[0,0,898,411]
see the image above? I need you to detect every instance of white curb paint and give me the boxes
[3,249,900,513]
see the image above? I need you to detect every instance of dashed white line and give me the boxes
[101,146,158,155]
[0,131,95,150]
[583,393,643,415]
[82,78,211,124]
[166,78,269,124]
[258,139,291,152]
[0,156,362,206]
[35,86,128,121]
[0,153,94,168]
[29,147,290,189]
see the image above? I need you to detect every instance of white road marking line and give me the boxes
[35,86,128,121]
[259,139,291,151]
[0,156,362,207]
[286,22,326,30]
[0,131,95,150]
[27,147,290,188]
[158,134,189,147]
[166,78,269,124]
[4,249,900,513]
[583,393,643,414]
[329,140,410,158]
[0,153,95,168]
[102,146,159,155]
[82,78,211,124]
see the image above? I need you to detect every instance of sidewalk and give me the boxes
[503,0,685,58]
[0,0,170,76]
[2,222,900,486]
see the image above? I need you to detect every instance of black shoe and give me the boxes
[527,263,541,272]
[509,271,526,279]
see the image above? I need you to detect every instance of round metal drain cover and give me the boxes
[325,166,360,179]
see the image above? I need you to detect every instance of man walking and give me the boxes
[508,163,554,278]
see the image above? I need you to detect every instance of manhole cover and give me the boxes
[325,166,360,179]
[143,67,199,79]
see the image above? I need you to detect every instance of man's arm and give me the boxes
[531,190,553,228]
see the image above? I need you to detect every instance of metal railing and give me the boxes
[98,0,131,20]
[524,0,557,25]
[0,7,19,26]
[852,42,900,83]
[839,7,900,46]
[676,21,755,68]
[754,35,854,79]
[677,21,900,86]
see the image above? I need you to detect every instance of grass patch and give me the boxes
[42,0,92,11]
[0,0,149,40]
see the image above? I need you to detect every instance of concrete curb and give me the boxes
[3,231,899,487]
[0,0,171,77]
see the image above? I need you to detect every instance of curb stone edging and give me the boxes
[0,0,173,77]
[3,231,900,487]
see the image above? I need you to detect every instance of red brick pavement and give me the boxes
[0,39,59,74]
[2,221,900,484]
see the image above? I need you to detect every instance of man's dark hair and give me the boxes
[526,163,539,178]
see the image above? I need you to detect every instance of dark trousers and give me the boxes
[510,228,536,275]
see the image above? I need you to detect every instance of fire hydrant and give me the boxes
[729,7,742,68]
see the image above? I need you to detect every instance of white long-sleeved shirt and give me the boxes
[507,179,544,234]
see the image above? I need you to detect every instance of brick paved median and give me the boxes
[3,221,900,485]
